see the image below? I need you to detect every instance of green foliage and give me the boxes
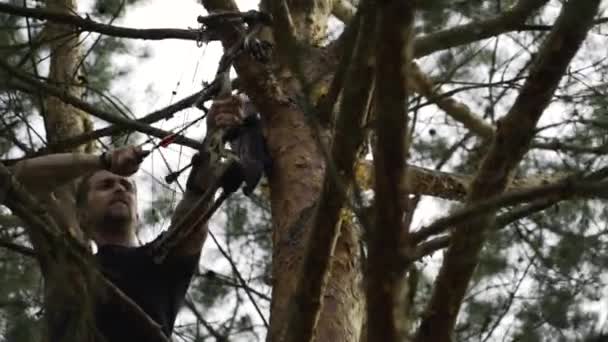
[0,226,41,342]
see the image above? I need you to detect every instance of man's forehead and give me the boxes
[89,170,134,186]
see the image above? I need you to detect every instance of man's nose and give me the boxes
[113,181,129,193]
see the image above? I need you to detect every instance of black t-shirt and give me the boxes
[95,243,199,342]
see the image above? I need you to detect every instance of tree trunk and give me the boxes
[262,99,364,342]
[43,0,94,240]
[198,0,366,340]
[39,0,98,340]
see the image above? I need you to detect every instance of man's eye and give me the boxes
[100,180,114,189]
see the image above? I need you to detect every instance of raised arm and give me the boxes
[168,96,244,257]
[10,147,145,195]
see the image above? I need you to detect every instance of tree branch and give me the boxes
[413,196,561,260]
[411,62,495,140]
[356,161,569,202]
[332,0,356,24]
[0,63,204,150]
[413,0,549,58]
[0,2,201,41]
[315,11,361,126]
[415,1,600,340]
[531,140,608,155]
[366,1,414,341]
[0,239,36,257]
[411,174,608,244]
[37,90,204,154]
[267,0,298,54]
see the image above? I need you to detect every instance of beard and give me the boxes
[98,202,135,234]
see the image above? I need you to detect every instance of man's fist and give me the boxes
[207,95,244,131]
[102,146,147,176]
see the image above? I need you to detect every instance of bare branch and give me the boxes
[332,0,356,24]
[366,1,414,341]
[0,239,36,257]
[413,197,561,259]
[0,62,203,150]
[0,2,201,41]
[415,1,600,340]
[357,161,569,202]
[532,140,608,155]
[315,12,361,126]
[413,0,549,58]
[184,299,226,341]
[413,235,449,260]
[411,62,495,140]
[411,175,608,244]
[39,90,204,154]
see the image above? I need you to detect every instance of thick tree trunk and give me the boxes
[197,1,366,341]
[43,0,93,240]
[263,1,366,340]
[44,0,94,153]
[315,220,365,342]
[262,100,364,342]
[39,1,98,341]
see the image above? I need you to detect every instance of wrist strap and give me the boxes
[186,153,208,194]
[99,152,111,170]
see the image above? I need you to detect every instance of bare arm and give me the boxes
[9,146,144,195]
[168,189,212,257]
[168,96,244,257]
[10,153,104,194]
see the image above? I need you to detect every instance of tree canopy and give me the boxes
[1,0,608,341]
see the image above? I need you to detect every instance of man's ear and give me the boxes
[134,211,141,229]
[77,209,86,227]
[76,208,93,240]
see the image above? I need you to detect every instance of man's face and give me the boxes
[83,170,138,231]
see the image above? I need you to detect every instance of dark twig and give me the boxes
[0,63,203,149]
[0,2,202,41]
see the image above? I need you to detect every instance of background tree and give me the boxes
[1,0,608,341]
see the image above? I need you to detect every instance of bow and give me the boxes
[148,10,273,263]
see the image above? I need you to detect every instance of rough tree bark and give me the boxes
[365,1,414,341]
[202,0,366,341]
[42,0,94,239]
[39,0,97,340]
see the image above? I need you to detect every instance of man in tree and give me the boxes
[9,96,244,341]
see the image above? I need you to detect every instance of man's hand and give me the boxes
[207,95,244,131]
[104,146,147,176]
